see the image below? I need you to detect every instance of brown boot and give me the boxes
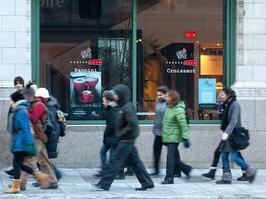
[4,179,21,194]
[33,171,49,188]
[216,169,232,184]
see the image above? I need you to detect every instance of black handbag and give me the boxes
[229,127,250,150]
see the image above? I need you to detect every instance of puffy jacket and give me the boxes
[112,84,139,143]
[162,100,189,143]
[9,100,34,152]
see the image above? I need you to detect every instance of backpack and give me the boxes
[44,96,67,138]
[43,96,67,159]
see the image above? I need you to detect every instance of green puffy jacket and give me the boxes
[162,101,189,143]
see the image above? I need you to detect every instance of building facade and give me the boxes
[0,0,266,169]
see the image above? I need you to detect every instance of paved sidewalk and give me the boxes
[0,168,266,199]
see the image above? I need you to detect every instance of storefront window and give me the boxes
[136,0,225,120]
[39,0,225,121]
[40,0,132,120]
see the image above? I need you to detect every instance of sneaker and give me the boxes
[90,183,109,191]
[135,184,154,191]
[161,180,174,184]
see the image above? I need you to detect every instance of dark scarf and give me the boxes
[221,95,236,131]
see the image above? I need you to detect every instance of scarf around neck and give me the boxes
[221,95,236,131]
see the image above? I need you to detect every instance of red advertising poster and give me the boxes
[70,71,102,120]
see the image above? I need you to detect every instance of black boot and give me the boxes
[202,168,216,180]
[4,169,14,176]
[237,170,248,181]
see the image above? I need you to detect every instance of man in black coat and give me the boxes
[92,84,154,191]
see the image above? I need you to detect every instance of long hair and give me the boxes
[167,89,181,107]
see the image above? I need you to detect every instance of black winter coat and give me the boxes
[112,84,139,143]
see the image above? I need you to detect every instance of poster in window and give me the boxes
[198,78,216,104]
[161,43,196,74]
[69,71,102,120]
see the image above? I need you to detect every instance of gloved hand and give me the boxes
[183,139,191,148]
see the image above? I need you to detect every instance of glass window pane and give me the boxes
[136,0,224,120]
[40,0,132,120]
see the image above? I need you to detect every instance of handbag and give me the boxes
[229,127,250,150]
[25,143,37,156]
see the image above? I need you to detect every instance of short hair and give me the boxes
[167,89,181,107]
[102,90,114,101]
[157,85,170,94]
[14,76,24,87]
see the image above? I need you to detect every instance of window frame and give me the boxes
[31,0,236,125]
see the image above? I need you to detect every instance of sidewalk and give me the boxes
[1,168,266,199]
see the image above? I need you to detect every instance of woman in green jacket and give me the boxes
[161,89,192,184]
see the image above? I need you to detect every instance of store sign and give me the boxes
[183,60,197,67]
[88,59,102,65]
[162,43,196,74]
[41,0,64,7]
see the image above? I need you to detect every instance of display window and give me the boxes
[38,0,229,122]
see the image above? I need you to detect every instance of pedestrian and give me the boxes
[202,91,248,181]
[28,87,58,189]
[95,90,124,179]
[92,84,154,191]
[5,76,26,176]
[161,89,192,184]
[216,87,256,184]
[4,91,49,194]
[150,85,169,176]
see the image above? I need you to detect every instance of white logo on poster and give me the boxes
[202,92,213,102]
[81,47,92,59]
[176,48,187,60]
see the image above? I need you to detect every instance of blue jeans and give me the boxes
[221,150,248,170]
[100,143,114,168]
[52,163,62,180]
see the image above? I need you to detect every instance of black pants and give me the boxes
[153,136,181,175]
[153,135,163,172]
[99,142,154,190]
[13,151,34,179]
[211,140,245,170]
[165,143,191,183]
